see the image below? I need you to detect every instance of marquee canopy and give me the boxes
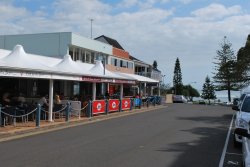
[0,45,158,84]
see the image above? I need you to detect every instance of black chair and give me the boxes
[53,104,64,119]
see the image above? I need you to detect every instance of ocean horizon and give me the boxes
[194,90,241,102]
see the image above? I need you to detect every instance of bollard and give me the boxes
[139,98,141,109]
[147,98,149,108]
[159,96,162,105]
[36,104,41,127]
[0,105,2,127]
[119,99,122,112]
[105,100,109,115]
[130,98,133,111]
[154,96,156,106]
[65,102,71,122]
[87,100,92,118]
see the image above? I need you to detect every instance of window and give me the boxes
[116,59,120,67]
[74,48,79,61]
[122,61,127,68]
[91,52,95,63]
[86,51,90,63]
[242,97,250,112]
[81,50,85,62]
[120,60,123,67]
[128,62,133,69]
[111,58,115,66]
[73,82,80,96]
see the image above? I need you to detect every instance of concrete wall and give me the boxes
[0,32,113,58]
[0,32,71,58]
[71,33,112,55]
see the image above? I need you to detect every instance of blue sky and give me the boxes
[0,0,250,90]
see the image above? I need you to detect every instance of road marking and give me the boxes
[227,161,239,165]
[226,152,242,156]
[219,113,235,167]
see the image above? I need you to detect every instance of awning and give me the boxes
[0,45,136,83]
[115,72,159,83]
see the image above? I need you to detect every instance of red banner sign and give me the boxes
[92,100,106,115]
[122,98,131,110]
[108,99,119,112]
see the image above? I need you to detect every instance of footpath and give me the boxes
[0,105,167,142]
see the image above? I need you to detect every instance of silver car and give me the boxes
[233,94,250,146]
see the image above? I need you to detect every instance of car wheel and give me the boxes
[241,161,245,167]
[233,135,241,148]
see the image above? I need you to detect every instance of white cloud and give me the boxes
[117,0,139,8]
[178,0,195,5]
[191,3,242,20]
[0,3,28,21]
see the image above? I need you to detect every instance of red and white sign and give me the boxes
[92,100,106,115]
[108,99,119,112]
[122,98,131,110]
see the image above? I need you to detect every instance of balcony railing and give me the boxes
[135,72,161,81]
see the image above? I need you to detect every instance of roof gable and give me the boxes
[95,35,124,50]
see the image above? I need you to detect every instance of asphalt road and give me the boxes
[0,104,235,167]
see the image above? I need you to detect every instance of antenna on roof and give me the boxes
[89,18,94,39]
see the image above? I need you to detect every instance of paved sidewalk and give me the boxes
[0,105,167,142]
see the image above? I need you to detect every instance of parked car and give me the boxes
[234,128,250,167]
[232,97,239,110]
[233,94,250,146]
[173,95,187,103]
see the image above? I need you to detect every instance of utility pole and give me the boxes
[90,18,94,39]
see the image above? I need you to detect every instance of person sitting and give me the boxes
[38,94,49,109]
[54,95,61,105]
[2,92,11,107]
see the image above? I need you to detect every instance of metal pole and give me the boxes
[36,104,41,127]
[0,105,2,127]
[90,18,94,39]
[92,82,96,101]
[48,79,54,122]
[65,102,70,122]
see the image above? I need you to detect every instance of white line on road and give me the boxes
[226,152,242,156]
[219,113,235,167]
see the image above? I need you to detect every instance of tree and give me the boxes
[201,76,216,104]
[213,36,237,102]
[183,85,200,101]
[173,58,183,95]
[153,60,158,69]
[236,34,250,86]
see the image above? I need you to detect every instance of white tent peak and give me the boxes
[2,44,27,61]
[54,54,83,74]
[55,54,74,66]
[63,54,72,61]
[0,44,53,70]
[89,60,105,75]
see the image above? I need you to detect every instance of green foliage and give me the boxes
[236,34,250,86]
[213,36,237,102]
[183,85,200,101]
[153,60,158,69]
[173,58,183,95]
[160,83,171,95]
[201,76,216,104]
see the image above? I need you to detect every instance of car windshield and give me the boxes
[241,96,250,112]
[240,94,246,101]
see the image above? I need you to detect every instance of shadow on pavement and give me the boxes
[157,113,236,167]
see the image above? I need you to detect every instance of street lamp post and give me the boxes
[89,18,94,39]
